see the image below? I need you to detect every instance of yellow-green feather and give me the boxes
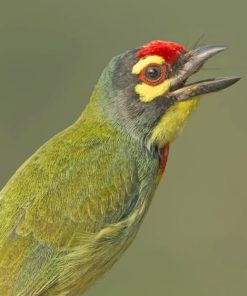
[149,97,200,148]
[0,94,160,295]
[0,56,202,295]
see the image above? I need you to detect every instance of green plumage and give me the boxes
[1,39,232,295]
[0,82,160,295]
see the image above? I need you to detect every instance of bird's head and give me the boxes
[89,40,239,151]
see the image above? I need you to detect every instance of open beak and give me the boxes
[168,45,240,102]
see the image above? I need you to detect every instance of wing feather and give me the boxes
[0,125,140,295]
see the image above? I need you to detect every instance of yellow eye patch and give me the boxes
[132,55,171,102]
[132,55,165,74]
[135,80,171,102]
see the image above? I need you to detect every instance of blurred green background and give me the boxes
[0,0,246,295]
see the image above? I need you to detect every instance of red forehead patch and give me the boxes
[136,40,186,64]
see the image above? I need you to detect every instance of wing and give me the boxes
[0,124,140,295]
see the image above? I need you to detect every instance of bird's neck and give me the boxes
[76,86,171,171]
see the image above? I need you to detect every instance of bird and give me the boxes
[0,40,240,295]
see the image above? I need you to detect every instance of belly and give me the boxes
[43,185,157,296]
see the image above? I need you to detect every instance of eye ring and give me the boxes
[139,63,166,86]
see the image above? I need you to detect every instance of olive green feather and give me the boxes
[0,90,160,295]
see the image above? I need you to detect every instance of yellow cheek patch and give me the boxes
[135,79,171,102]
[148,97,200,148]
[132,55,165,75]
[132,55,170,102]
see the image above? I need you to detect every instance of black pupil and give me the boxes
[145,66,162,81]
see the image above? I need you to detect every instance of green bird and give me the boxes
[0,40,239,295]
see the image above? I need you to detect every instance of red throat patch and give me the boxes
[136,40,186,64]
[159,144,169,176]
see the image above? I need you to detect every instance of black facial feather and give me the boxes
[96,49,175,148]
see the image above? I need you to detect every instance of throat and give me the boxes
[158,143,170,178]
[148,97,200,149]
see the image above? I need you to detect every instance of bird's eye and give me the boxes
[140,64,166,86]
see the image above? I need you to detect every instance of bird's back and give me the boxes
[0,114,160,295]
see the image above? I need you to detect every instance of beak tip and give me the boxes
[225,76,241,85]
[170,45,240,100]
[203,76,241,94]
[212,45,227,51]
[193,44,225,51]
